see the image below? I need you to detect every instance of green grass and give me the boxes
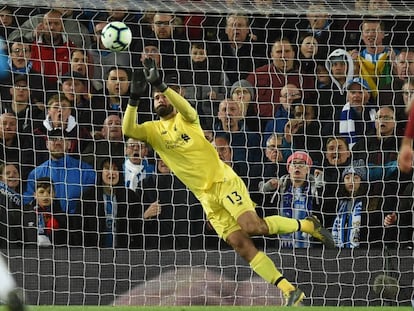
[0,307,411,311]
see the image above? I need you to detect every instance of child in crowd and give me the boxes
[24,177,66,247]
[260,151,322,248]
[331,160,367,248]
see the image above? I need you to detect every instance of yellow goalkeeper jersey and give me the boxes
[123,88,236,194]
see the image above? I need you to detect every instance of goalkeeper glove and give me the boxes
[129,69,148,106]
[143,58,167,92]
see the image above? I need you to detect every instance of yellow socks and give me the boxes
[264,215,300,235]
[249,251,295,295]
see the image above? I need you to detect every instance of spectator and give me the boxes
[0,5,17,40]
[0,37,49,105]
[296,1,345,58]
[213,99,262,163]
[69,49,98,95]
[8,7,91,49]
[315,136,351,228]
[23,177,67,247]
[263,83,302,142]
[216,13,266,86]
[290,102,323,166]
[339,77,377,149]
[24,127,96,214]
[246,37,314,122]
[331,161,368,248]
[379,49,414,126]
[320,48,354,136]
[349,18,396,99]
[0,162,23,248]
[0,162,21,194]
[75,158,142,248]
[229,79,259,132]
[124,138,155,192]
[297,34,319,75]
[59,71,94,129]
[82,114,125,170]
[0,112,34,180]
[213,133,248,180]
[30,9,77,85]
[149,12,190,78]
[33,93,92,164]
[99,66,131,118]
[254,134,289,215]
[185,41,225,128]
[2,74,45,133]
[137,156,204,250]
[259,151,322,248]
[89,21,131,91]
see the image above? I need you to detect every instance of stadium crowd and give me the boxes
[0,1,413,250]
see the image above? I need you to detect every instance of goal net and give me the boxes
[0,0,413,307]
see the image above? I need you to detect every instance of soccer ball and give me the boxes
[101,21,132,52]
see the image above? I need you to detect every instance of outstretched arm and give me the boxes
[122,70,148,141]
[143,58,197,123]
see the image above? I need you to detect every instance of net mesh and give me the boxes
[0,0,413,307]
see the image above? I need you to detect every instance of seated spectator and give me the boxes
[378,48,414,123]
[332,161,368,248]
[8,7,91,49]
[320,48,354,136]
[213,133,248,180]
[24,128,96,215]
[2,74,45,133]
[0,162,22,195]
[0,112,34,180]
[0,37,49,106]
[229,79,259,132]
[291,103,323,166]
[297,34,319,75]
[94,67,131,123]
[246,37,314,122]
[315,136,351,228]
[259,151,322,248]
[0,162,23,248]
[0,5,17,40]
[137,157,204,250]
[29,9,77,85]
[23,177,67,247]
[296,1,346,58]
[59,71,103,132]
[82,114,125,170]
[75,158,142,248]
[124,138,155,193]
[33,94,92,164]
[89,21,131,91]
[254,134,288,214]
[185,41,225,128]
[349,18,397,99]
[263,83,302,143]
[213,99,262,163]
[339,77,377,149]
[148,12,190,78]
[214,13,266,86]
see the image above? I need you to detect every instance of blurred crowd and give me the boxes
[0,0,413,250]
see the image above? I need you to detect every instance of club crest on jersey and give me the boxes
[165,132,192,149]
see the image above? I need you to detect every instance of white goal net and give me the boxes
[0,0,412,307]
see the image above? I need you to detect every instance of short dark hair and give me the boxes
[35,177,54,190]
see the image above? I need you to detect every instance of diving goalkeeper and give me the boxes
[122,59,335,306]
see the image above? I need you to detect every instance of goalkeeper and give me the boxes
[123,59,335,306]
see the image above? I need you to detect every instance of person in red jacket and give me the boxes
[30,9,76,86]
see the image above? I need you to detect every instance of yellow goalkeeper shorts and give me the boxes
[196,174,256,241]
